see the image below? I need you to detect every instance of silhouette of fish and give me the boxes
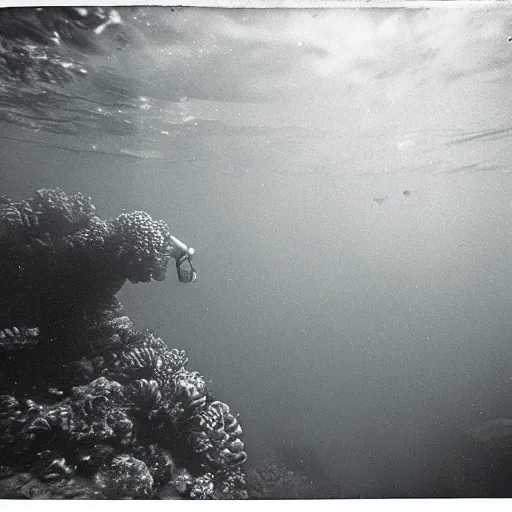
[465,418,512,441]
[372,196,388,206]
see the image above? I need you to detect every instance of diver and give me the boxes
[169,235,197,283]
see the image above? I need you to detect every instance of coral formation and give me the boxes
[0,189,248,499]
[246,457,315,500]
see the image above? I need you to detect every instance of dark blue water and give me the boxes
[3,6,512,497]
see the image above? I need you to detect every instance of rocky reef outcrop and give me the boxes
[0,188,248,499]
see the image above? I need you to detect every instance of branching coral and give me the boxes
[0,189,248,499]
[186,400,247,469]
[95,454,154,499]
[111,211,172,283]
[0,188,174,330]
[171,466,247,500]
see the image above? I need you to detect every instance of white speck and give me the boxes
[298,40,303,47]
[397,139,414,150]
[51,31,61,44]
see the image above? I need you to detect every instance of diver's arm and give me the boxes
[168,235,189,259]
[168,235,196,283]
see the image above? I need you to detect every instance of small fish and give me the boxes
[403,190,411,196]
[465,418,512,441]
[372,196,388,207]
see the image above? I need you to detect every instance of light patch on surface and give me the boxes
[397,139,414,151]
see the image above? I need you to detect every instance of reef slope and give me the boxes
[0,188,247,499]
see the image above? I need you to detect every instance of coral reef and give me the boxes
[246,457,315,500]
[0,189,248,499]
[247,442,347,500]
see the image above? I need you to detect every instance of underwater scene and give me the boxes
[2,5,512,499]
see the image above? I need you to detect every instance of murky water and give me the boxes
[3,5,512,497]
